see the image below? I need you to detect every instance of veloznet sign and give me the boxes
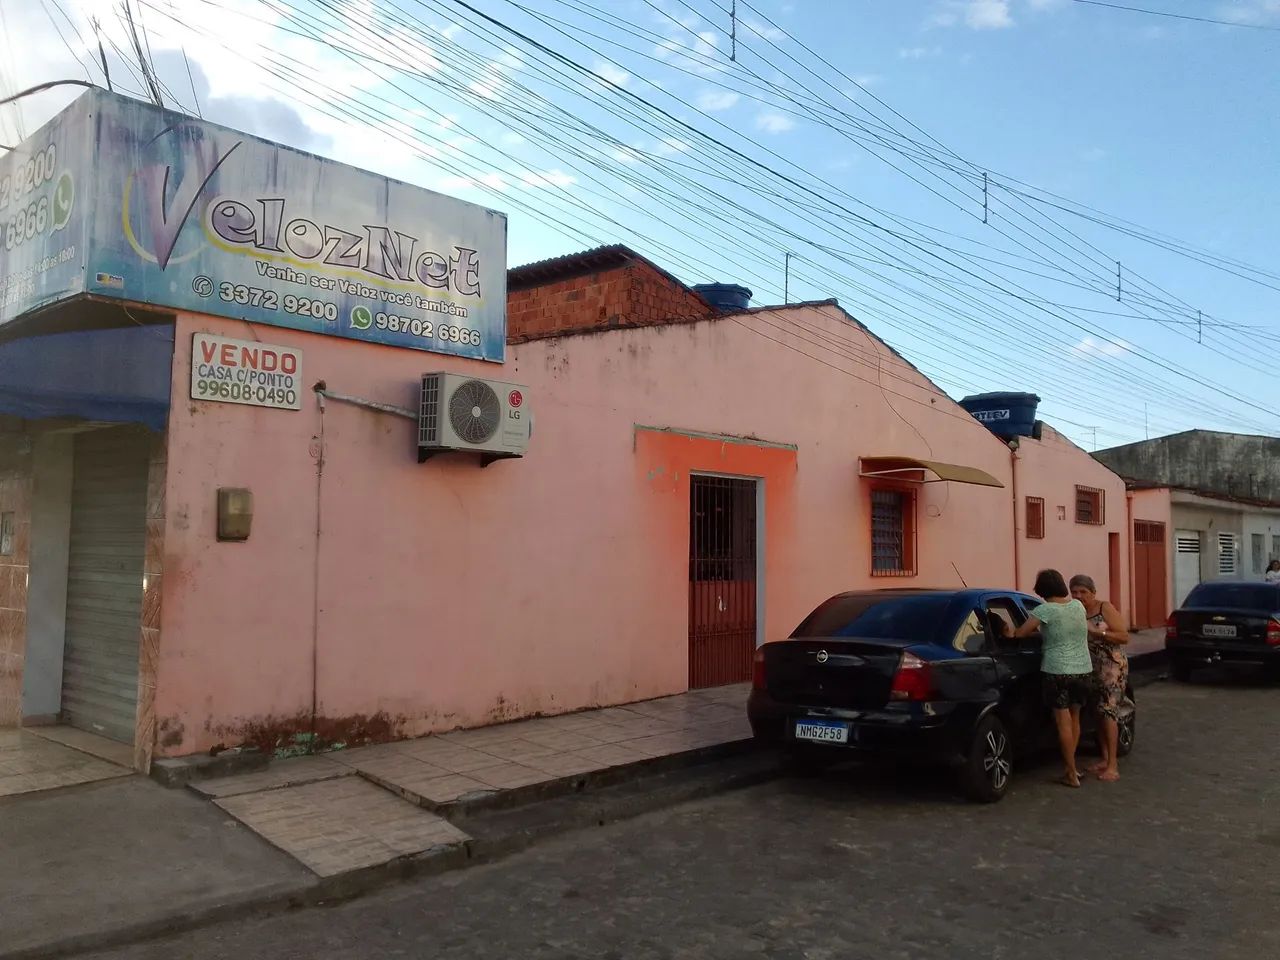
[1,90,508,362]
[191,333,303,410]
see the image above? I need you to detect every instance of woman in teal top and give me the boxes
[1003,569,1094,788]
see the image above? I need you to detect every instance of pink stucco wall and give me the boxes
[154,303,1027,756]
[1013,424,1130,610]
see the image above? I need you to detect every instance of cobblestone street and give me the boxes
[91,679,1279,960]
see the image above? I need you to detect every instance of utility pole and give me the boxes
[1197,309,1202,344]
[1116,261,1122,302]
[784,252,793,303]
[982,172,988,224]
[730,0,737,61]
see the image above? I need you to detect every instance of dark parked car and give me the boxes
[748,588,1135,802]
[1166,581,1280,682]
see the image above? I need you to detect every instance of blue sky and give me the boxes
[4,0,1278,448]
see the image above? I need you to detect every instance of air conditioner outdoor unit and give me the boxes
[417,372,530,465]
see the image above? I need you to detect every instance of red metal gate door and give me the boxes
[689,476,758,689]
[1133,521,1168,629]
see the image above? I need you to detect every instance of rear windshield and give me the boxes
[1184,583,1280,611]
[792,595,951,641]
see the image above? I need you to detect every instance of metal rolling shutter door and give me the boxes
[61,428,149,744]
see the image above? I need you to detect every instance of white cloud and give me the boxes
[519,169,576,189]
[437,168,573,194]
[898,46,943,59]
[696,89,741,111]
[653,136,692,157]
[437,173,493,192]
[1073,336,1130,358]
[743,19,785,41]
[1217,1,1280,25]
[1080,146,1107,162]
[929,0,1014,30]
[592,60,630,87]
[966,0,1013,29]
[500,131,526,145]
[755,111,795,133]
[654,26,725,75]
[612,145,646,165]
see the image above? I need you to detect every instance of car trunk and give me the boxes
[1175,609,1273,645]
[761,638,910,709]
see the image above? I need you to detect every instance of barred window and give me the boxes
[871,488,916,577]
[1075,486,1104,525]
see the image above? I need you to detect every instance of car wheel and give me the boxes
[960,715,1012,804]
[1171,661,1193,683]
[1116,689,1136,758]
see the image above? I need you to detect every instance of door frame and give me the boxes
[689,470,766,651]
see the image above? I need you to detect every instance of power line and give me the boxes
[1072,0,1280,32]
[135,0,1274,440]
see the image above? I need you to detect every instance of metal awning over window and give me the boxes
[859,456,1004,488]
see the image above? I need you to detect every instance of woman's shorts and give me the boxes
[1042,673,1092,710]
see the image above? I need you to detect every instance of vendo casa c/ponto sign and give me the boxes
[190,333,303,410]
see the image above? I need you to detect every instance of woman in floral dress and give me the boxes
[1069,574,1129,782]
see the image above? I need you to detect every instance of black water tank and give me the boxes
[693,283,752,312]
[959,392,1041,438]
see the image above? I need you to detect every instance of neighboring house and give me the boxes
[1096,430,1280,503]
[1097,432,1280,609]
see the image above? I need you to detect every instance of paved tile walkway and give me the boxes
[200,684,751,877]
[215,777,470,878]
[336,683,752,806]
[0,729,132,797]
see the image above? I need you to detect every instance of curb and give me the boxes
[364,736,757,820]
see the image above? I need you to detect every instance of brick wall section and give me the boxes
[0,439,32,726]
[507,260,715,342]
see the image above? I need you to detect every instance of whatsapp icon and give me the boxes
[51,173,74,231]
[350,305,373,330]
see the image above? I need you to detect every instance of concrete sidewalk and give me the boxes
[0,684,754,960]
[0,775,314,960]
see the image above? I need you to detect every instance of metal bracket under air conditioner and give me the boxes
[416,449,522,467]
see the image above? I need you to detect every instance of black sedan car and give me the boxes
[1166,581,1280,682]
[748,588,1135,802]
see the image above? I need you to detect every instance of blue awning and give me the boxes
[0,325,174,431]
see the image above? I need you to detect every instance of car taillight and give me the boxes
[1267,618,1280,647]
[890,651,935,702]
[752,648,767,690]
[1165,615,1177,643]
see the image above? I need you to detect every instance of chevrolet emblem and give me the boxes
[816,650,829,663]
